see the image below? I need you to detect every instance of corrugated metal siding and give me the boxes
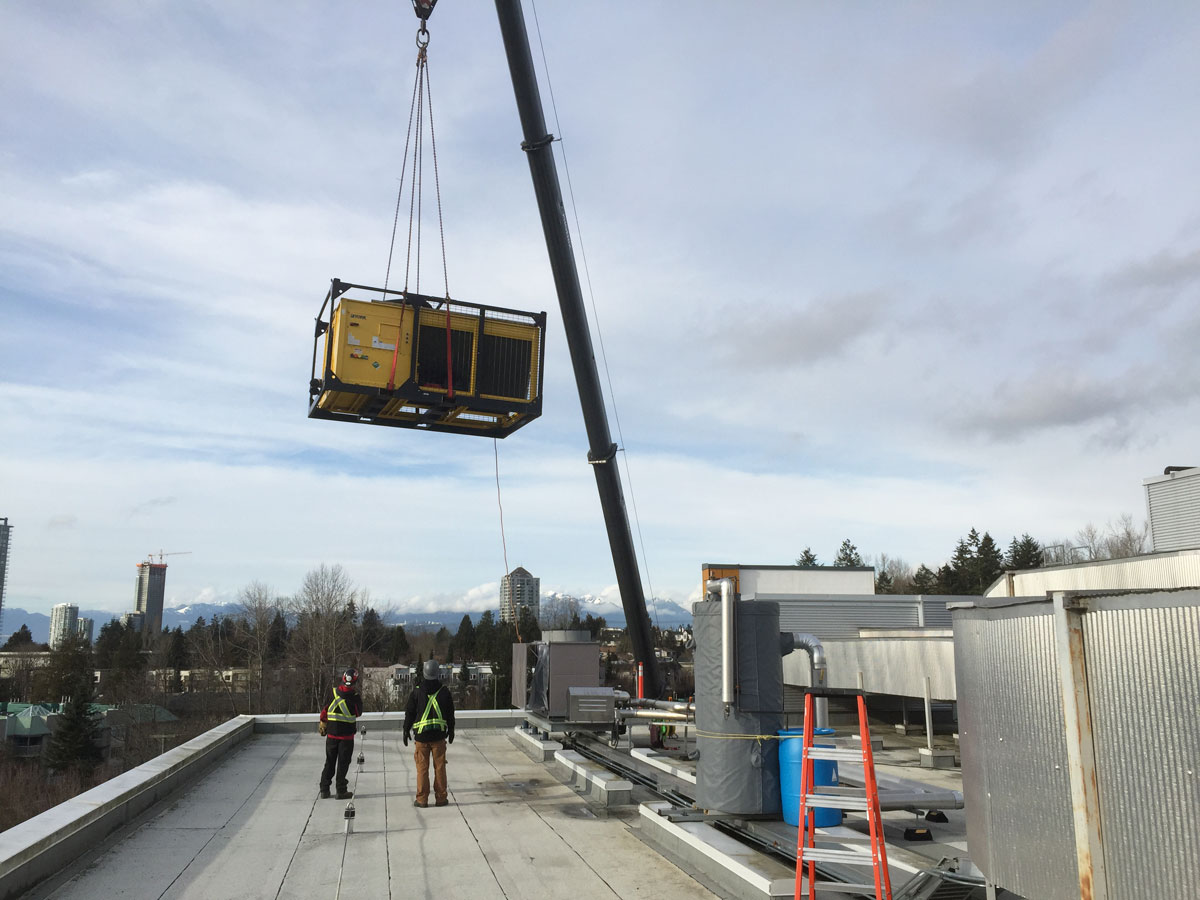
[1147,471,1200,551]
[766,594,960,641]
[952,607,1079,900]
[1084,603,1200,897]
[992,553,1200,598]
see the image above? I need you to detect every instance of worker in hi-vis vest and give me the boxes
[403,658,455,808]
[318,667,363,800]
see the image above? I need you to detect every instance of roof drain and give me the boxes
[783,632,829,730]
[705,578,736,713]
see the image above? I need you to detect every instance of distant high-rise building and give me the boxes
[0,516,11,640]
[134,561,168,636]
[499,566,540,624]
[50,603,79,649]
[77,617,94,644]
[122,611,145,632]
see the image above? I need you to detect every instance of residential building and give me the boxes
[134,561,168,636]
[0,516,11,640]
[499,566,540,624]
[77,617,94,643]
[49,603,79,649]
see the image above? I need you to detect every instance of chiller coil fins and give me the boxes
[309,279,546,439]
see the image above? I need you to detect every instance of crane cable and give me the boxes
[382,21,455,397]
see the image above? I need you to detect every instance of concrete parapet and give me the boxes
[0,716,254,900]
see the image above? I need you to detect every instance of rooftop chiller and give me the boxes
[309,279,546,438]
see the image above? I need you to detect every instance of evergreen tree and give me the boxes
[875,570,894,594]
[795,547,819,567]
[2,624,34,650]
[93,620,126,668]
[358,607,385,658]
[582,613,606,640]
[1006,534,1044,570]
[266,611,289,663]
[385,625,409,662]
[911,565,937,594]
[39,634,94,702]
[975,532,1004,593]
[43,650,102,774]
[454,614,476,661]
[833,539,864,567]
[475,611,497,663]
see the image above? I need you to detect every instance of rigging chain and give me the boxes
[382,21,455,396]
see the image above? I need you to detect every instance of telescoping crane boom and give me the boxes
[489,0,664,699]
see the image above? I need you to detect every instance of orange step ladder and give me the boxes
[794,689,893,900]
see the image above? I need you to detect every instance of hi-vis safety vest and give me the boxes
[326,688,356,724]
[414,689,447,734]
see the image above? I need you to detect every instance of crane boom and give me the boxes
[494,0,663,699]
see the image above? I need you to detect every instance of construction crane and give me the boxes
[490,0,664,698]
[146,550,191,565]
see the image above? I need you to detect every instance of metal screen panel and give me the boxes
[1084,598,1200,897]
[952,606,1079,900]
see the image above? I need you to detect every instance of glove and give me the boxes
[318,721,327,737]
[447,733,454,744]
[403,733,409,746]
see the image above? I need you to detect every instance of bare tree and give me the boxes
[288,564,360,711]
[1074,523,1106,561]
[1103,513,1149,559]
[233,581,281,714]
[872,554,915,594]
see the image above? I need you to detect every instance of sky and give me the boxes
[3,1,1200,621]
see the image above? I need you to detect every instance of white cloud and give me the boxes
[4,3,1200,616]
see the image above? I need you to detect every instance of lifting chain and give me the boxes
[381,10,455,396]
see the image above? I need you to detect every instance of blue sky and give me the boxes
[3,2,1200,620]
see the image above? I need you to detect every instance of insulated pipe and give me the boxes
[617,709,691,721]
[706,578,736,709]
[788,632,830,729]
[628,698,694,713]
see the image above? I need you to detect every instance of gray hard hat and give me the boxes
[423,659,440,679]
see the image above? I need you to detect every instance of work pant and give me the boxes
[321,737,354,792]
[413,739,448,804]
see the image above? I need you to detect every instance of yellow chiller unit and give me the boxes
[309,279,546,438]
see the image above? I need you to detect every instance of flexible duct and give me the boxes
[706,578,736,709]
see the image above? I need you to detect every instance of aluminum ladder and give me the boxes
[794,688,893,900]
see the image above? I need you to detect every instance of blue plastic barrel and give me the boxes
[778,727,842,828]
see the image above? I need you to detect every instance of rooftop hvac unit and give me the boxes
[309,280,546,438]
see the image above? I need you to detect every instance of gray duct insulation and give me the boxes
[693,600,786,815]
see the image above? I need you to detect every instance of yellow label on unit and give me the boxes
[328,298,413,389]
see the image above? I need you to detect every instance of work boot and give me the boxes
[413,799,428,808]
[435,799,449,807]
[319,788,331,799]
[336,790,353,800]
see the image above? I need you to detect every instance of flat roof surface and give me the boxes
[25,730,715,900]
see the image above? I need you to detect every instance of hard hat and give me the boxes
[342,667,359,687]
[423,659,440,680]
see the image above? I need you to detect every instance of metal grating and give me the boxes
[769,594,960,641]
[1083,600,1200,898]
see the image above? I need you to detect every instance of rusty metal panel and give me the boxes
[1083,596,1200,897]
[952,602,1080,900]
